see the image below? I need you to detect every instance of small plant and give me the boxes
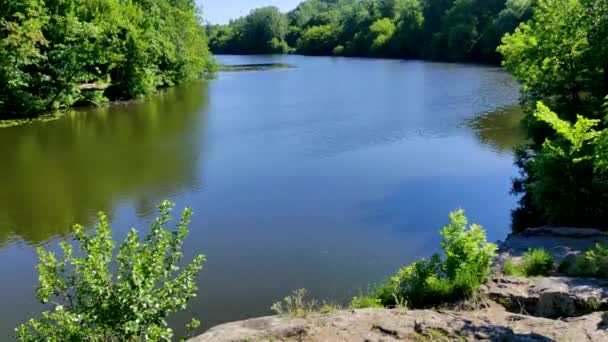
[271,289,318,318]
[561,243,608,278]
[502,249,554,277]
[356,210,497,309]
[16,201,205,341]
[318,301,341,314]
[502,258,519,276]
[349,296,383,309]
[520,249,554,276]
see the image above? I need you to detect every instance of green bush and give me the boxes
[16,201,205,341]
[502,249,554,277]
[560,243,608,278]
[520,248,554,276]
[361,210,497,309]
[516,103,608,228]
[502,258,519,276]
[349,296,383,309]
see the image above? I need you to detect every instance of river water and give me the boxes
[0,55,524,338]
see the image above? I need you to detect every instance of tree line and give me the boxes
[0,0,216,118]
[207,0,535,63]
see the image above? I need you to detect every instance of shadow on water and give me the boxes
[0,81,210,246]
[467,105,526,153]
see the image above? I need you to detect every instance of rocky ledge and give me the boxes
[191,228,608,341]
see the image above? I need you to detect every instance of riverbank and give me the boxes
[191,228,608,341]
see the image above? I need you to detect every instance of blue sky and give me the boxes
[199,0,302,24]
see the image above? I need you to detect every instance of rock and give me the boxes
[189,303,608,342]
[485,276,608,318]
[495,226,608,273]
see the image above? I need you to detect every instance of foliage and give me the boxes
[297,25,338,55]
[0,0,215,117]
[16,201,205,341]
[520,249,554,276]
[208,6,288,54]
[560,243,608,278]
[502,258,519,276]
[357,210,496,309]
[270,288,318,318]
[499,0,608,230]
[512,102,608,228]
[349,296,383,309]
[208,0,534,63]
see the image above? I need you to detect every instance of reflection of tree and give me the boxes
[468,105,526,153]
[0,82,210,246]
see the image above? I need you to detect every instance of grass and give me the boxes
[270,289,342,317]
[502,249,554,277]
[349,296,384,309]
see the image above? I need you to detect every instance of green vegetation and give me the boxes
[0,0,215,118]
[501,258,519,276]
[503,249,554,277]
[560,243,608,278]
[16,201,205,341]
[358,210,496,309]
[270,289,342,317]
[349,296,384,309]
[498,0,608,230]
[208,0,534,63]
[520,248,554,276]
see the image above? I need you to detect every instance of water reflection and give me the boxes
[0,82,210,246]
[468,105,526,153]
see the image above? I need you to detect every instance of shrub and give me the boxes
[271,289,317,318]
[502,258,519,276]
[271,289,344,316]
[360,210,497,309]
[511,102,608,230]
[16,201,205,341]
[520,248,554,276]
[349,296,383,309]
[332,45,345,56]
[502,249,554,277]
[560,243,608,278]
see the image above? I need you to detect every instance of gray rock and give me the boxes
[189,303,608,342]
[485,276,608,318]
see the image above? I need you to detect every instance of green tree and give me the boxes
[514,102,608,228]
[16,201,205,341]
[0,0,215,118]
[238,7,289,54]
[297,24,338,55]
[368,18,396,54]
[499,0,608,229]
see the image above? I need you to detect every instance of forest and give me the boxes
[206,0,535,63]
[0,0,215,118]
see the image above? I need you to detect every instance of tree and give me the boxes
[297,24,338,55]
[515,102,608,228]
[441,0,478,61]
[368,18,396,54]
[0,0,215,118]
[206,0,527,64]
[499,0,608,230]
[239,7,289,54]
[16,201,205,341]
[499,0,603,123]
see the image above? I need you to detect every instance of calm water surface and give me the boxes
[0,55,524,338]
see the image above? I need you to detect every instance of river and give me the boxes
[0,55,524,338]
